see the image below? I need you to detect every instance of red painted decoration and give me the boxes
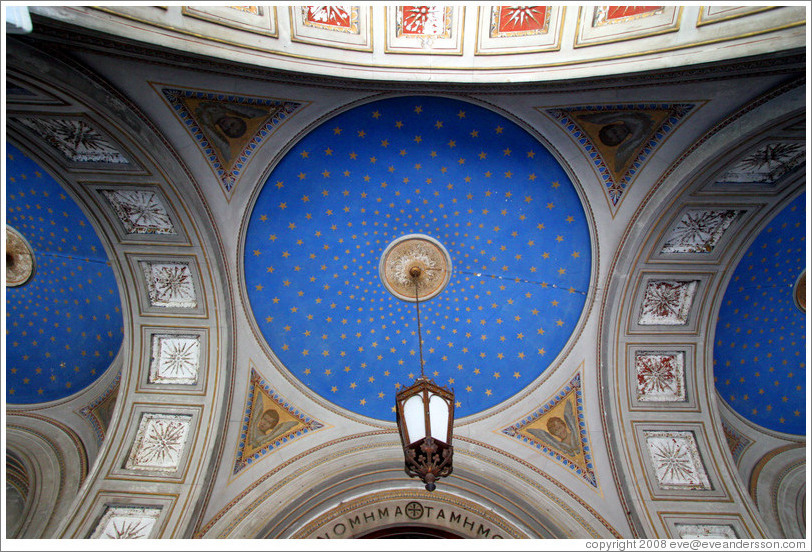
[496,6,548,33]
[605,6,663,21]
[305,6,351,29]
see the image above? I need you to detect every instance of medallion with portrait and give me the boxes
[246,388,300,453]
[502,371,598,488]
[571,109,667,179]
[234,366,325,474]
[181,98,280,167]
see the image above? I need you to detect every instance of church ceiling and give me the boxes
[243,95,592,421]
[2,8,807,540]
[6,144,123,404]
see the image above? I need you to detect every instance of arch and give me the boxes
[6,38,235,538]
[597,79,804,538]
[6,415,87,538]
[197,431,619,538]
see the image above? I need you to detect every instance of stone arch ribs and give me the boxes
[6,39,234,538]
[6,415,87,538]
[597,80,804,539]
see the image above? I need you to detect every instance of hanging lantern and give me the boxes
[395,376,454,491]
[382,234,455,491]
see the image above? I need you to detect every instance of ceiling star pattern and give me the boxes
[6,144,124,404]
[244,96,591,421]
[713,192,806,435]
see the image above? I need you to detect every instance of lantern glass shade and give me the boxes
[395,377,455,491]
[402,394,427,445]
[429,393,450,443]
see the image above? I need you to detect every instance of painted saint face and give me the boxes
[546,416,569,440]
[257,409,279,433]
[598,122,631,146]
[216,115,247,138]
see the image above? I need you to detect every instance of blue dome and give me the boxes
[714,193,806,435]
[6,144,124,404]
[244,96,592,421]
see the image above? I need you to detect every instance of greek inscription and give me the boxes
[314,503,503,538]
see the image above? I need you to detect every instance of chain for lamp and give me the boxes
[399,265,454,491]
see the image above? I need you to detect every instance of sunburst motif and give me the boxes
[639,280,698,325]
[150,335,200,385]
[402,5,444,34]
[642,282,682,318]
[103,190,174,235]
[637,356,676,396]
[738,143,803,172]
[645,431,710,489]
[663,210,738,253]
[106,520,150,539]
[156,266,191,300]
[93,507,161,539]
[130,415,190,469]
[160,339,199,378]
[503,6,544,28]
[307,5,350,25]
[18,118,128,163]
[651,440,695,481]
[719,142,805,184]
[144,263,196,308]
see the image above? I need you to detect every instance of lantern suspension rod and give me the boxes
[411,266,426,379]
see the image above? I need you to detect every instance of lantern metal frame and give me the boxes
[395,376,455,491]
[393,265,455,491]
